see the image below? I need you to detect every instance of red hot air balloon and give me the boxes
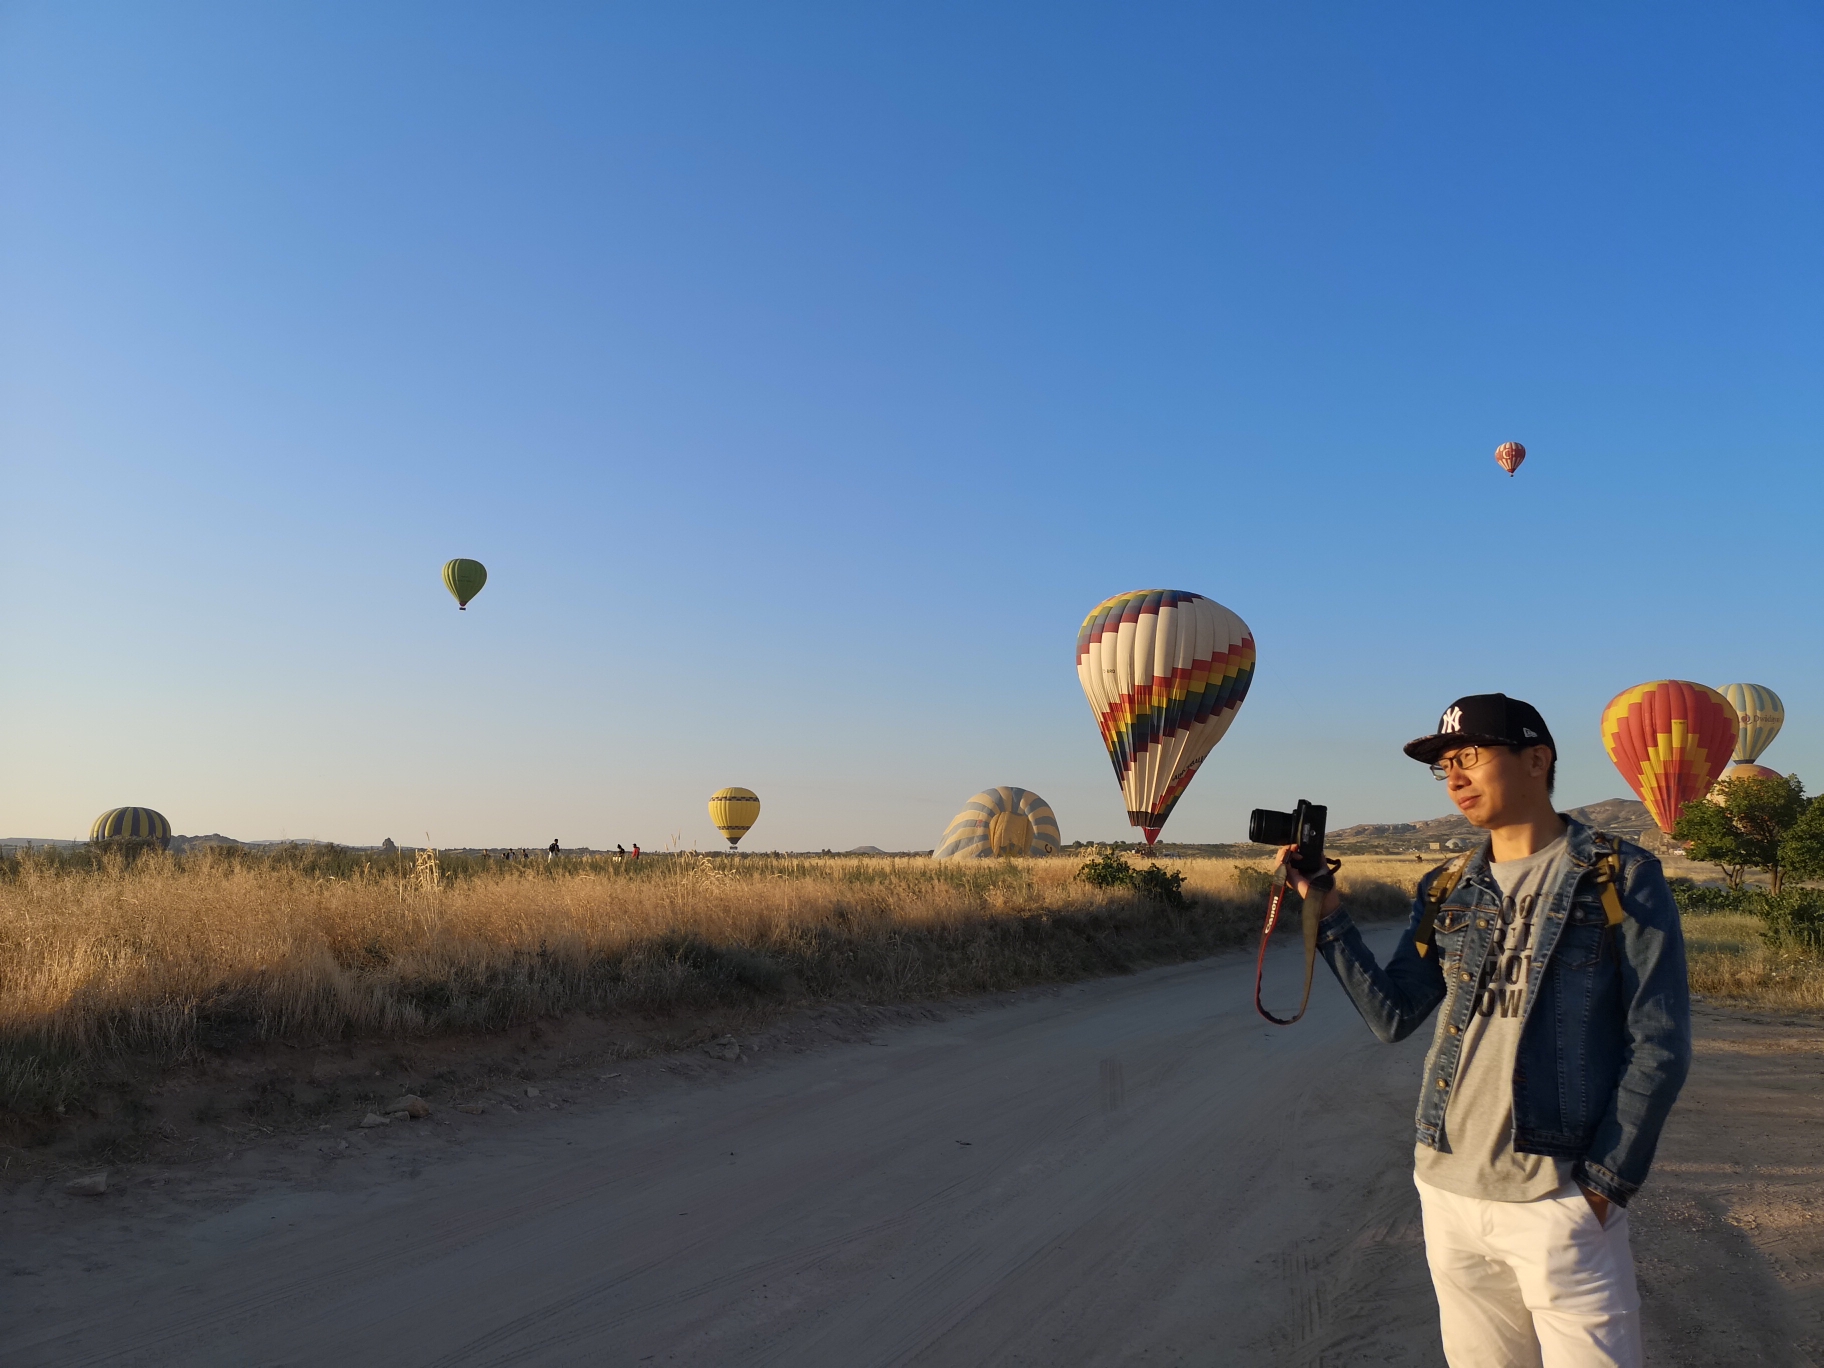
[1494,442,1526,476]
[1601,681,1739,834]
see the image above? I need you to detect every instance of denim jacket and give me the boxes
[1316,816,1691,1207]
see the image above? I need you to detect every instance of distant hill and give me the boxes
[1328,798,1665,852]
[167,833,244,853]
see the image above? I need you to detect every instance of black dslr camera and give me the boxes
[1248,800,1334,889]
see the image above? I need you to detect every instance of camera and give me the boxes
[1248,799,1329,879]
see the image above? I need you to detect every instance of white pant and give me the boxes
[1415,1175,1643,1368]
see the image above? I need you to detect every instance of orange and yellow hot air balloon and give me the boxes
[1600,681,1738,834]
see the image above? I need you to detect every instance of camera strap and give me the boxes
[1253,859,1340,1025]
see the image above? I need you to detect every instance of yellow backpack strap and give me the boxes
[1591,832,1626,928]
[1413,853,1472,958]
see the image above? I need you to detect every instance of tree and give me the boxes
[1672,799,1749,888]
[1672,773,1806,893]
[1780,795,1824,886]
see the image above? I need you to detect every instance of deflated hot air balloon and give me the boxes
[1077,589,1254,846]
[90,807,172,849]
[1601,681,1738,834]
[1495,442,1526,476]
[933,787,1061,859]
[708,787,761,849]
[1718,683,1783,765]
[442,559,488,610]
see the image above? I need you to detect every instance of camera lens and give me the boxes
[1248,809,1296,846]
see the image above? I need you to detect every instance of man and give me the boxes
[1280,694,1690,1368]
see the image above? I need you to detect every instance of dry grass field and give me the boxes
[7,842,1811,1136]
[1682,909,1824,1011]
[0,846,1418,1119]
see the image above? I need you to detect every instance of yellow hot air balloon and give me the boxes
[1717,684,1783,765]
[90,807,172,849]
[442,558,488,610]
[708,787,760,849]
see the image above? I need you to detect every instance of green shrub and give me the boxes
[1668,879,1753,914]
[1074,849,1190,909]
[1131,863,1191,910]
[1753,892,1824,954]
[1233,865,1274,899]
[1076,849,1138,889]
[1671,879,1824,955]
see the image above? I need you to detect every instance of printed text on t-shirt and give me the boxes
[1473,891,1539,1018]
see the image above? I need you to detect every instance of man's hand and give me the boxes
[1580,1186,1611,1226]
[1273,846,1341,916]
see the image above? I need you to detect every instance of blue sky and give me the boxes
[3,2,1820,850]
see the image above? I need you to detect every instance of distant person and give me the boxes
[1279,694,1688,1368]
[616,844,626,862]
[548,838,559,862]
[631,843,640,860]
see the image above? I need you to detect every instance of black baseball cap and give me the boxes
[1403,693,1556,765]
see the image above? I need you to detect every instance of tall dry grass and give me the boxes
[0,846,1418,1114]
[1682,910,1824,1011]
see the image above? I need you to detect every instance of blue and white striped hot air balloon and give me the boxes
[1718,684,1784,766]
[933,788,1061,859]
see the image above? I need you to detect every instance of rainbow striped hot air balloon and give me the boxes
[90,807,172,848]
[1717,683,1783,766]
[933,788,1061,859]
[1601,681,1738,834]
[1077,589,1255,846]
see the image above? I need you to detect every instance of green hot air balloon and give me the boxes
[442,559,488,610]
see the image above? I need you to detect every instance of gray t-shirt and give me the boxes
[1414,834,1575,1201]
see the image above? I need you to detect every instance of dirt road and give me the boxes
[3,930,1817,1366]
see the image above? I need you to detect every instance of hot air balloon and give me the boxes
[1077,589,1255,846]
[1601,681,1738,834]
[933,788,1061,859]
[1709,761,1783,804]
[1717,683,1783,765]
[1494,442,1526,476]
[708,787,761,849]
[90,807,172,849]
[442,559,488,610]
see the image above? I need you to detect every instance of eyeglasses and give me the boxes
[1429,746,1488,780]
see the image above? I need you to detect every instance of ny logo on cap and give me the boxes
[1440,706,1463,733]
